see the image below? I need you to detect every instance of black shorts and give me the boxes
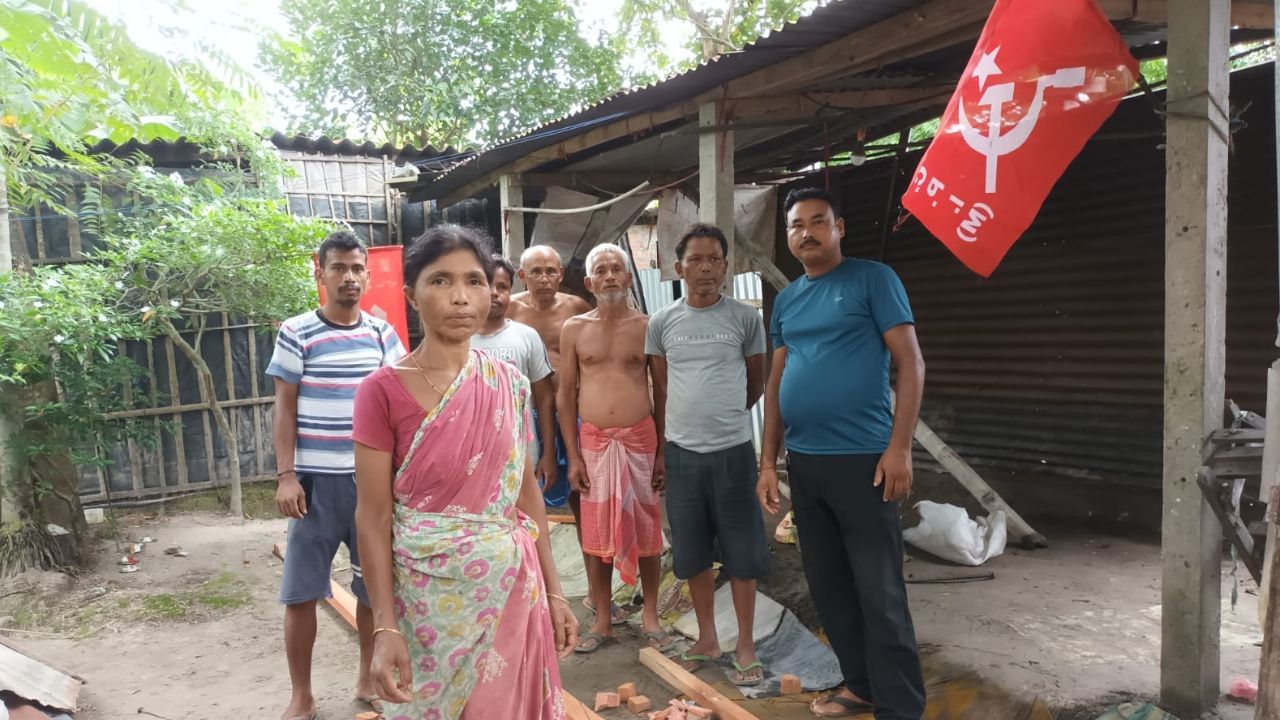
[665,440,771,581]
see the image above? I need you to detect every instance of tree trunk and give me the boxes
[162,321,243,518]
[0,164,23,527]
[20,381,89,566]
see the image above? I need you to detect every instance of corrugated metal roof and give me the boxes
[416,0,929,199]
[85,133,470,166]
[412,0,1264,202]
[268,132,470,165]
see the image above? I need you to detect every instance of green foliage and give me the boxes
[102,195,331,330]
[0,0,274,212]
[261,0,625,148]
[140,594,188,620]
[1140,58,1168,86]
[0,167,331,531]
[0,260,154,502]
[616,0,814,75]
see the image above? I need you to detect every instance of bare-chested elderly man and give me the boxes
[558,242,673,655]
[508,245,592,373]
[507,245,591,509]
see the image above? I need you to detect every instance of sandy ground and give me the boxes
[0,502,1265,720]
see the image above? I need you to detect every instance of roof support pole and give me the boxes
[699,101,735,295]
[1161,0,1229,715]
[1255,1,1280,712]
[499,174,525,291]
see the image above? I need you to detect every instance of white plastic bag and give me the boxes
[903,501,1007,566]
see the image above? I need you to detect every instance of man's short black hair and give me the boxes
[783,187,840,218]
[317,230,367,268]
[491,254,516,284]
[675,223,728,261]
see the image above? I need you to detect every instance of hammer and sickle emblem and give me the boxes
[958,46,1086,194]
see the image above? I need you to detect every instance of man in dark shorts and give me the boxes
[758,188,926,720]
[646,223,770,684]
[268,231,405,720]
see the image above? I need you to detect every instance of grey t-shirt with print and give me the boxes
[645,296,767,453]
[472,319,553,462]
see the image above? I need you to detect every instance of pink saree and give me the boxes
[382,350,564,720]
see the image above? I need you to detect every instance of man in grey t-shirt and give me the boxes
[472,255,558,492]
[646,223,770,685]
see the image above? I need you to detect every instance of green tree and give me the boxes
[261,0,624,148]
[99,188,334,520]
[0,0,268,565]
[0,261,152,571]
[617,0,815,74]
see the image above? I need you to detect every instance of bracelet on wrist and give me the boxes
[374,627,403,639]
[546,592,571,606]
[275,469,297,478]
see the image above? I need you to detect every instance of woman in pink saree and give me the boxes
[352,225,578,720]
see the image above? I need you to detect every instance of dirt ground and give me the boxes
[0,486,1265,720]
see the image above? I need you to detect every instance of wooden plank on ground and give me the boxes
[0,638,83,712]
[639,647,760,720]
[272,541,357,628]
[327,580,358,629]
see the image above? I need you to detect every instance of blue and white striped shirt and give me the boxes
[267,310,406,476]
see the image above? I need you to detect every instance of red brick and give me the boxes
[596,691,621,711]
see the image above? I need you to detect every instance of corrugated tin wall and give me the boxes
[819,64,1278,492]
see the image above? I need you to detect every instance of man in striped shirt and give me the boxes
[268,230,405,720]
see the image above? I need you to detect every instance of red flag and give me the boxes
[901,0,1138,277]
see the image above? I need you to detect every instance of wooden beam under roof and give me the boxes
[705,0,994,102]
[722,85,956,120]
[517,172,686,188]
[1097,0,1273,29]
[441,107,687,205]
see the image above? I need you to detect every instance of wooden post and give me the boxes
[1258,487,1280,720]
[699,102,735,295]
[1262,0,1280,638]
[1161,0,1230,714]
[1260,363,1280,630]
[499,174,525,292]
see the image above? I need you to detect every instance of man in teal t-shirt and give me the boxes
[757,187,927,720]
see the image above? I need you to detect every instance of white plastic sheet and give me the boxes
[528,187,653,264]
[655,186,777,280]
[903,500,1007,566]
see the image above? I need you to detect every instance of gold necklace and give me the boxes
[407,350,450,396]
